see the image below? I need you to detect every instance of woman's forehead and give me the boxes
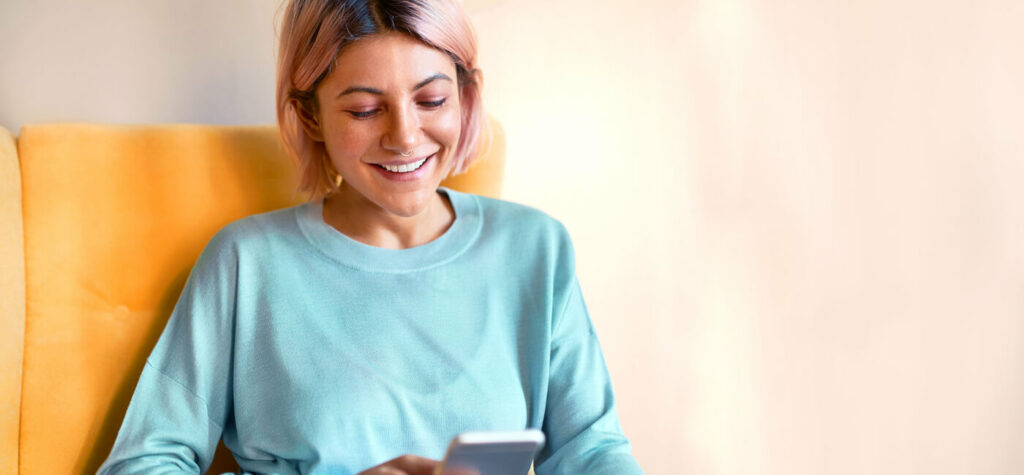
[327,33,457,89]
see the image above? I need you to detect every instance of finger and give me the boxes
[443,468,481,475]
[388,454,440,475]
[357,466,406,475]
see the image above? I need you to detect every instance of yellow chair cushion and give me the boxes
[16,122,504,473]
[1,126,25,475]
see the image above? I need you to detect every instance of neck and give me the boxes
[322,186,454,250]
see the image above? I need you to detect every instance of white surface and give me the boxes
[453,430,545,446]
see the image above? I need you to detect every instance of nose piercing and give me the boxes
[400,151,413,157]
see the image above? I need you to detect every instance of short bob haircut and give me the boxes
[276,0,485,199]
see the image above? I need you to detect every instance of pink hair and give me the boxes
[276,0,485,199]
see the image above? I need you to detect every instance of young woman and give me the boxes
[99,1,642,473]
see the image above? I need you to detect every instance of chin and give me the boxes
[374,187,438,218]
[337,156,451,218]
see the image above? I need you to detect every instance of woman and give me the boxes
[99,1,642,473]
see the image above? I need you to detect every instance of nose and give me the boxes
[381,104,418,155]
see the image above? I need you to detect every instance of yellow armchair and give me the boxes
[0,122,504,474]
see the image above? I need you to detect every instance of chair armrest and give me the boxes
[0,125,25,475]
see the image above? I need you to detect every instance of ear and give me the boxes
[292,98,324,142]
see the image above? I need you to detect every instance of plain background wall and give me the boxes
[3,0,1024,473]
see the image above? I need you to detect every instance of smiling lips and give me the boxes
[371,153,437,181]
[377,156,429,173]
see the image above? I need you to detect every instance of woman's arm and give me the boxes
[96,363,227,474]
[534,277,645,475]
[98,230,239,474]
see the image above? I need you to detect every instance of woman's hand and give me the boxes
[357,454,439,475]
[357,454,480,475]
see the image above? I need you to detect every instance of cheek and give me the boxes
[322,116,373,158]
[431,105,463,148]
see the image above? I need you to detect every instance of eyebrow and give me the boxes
[336,73,452,99]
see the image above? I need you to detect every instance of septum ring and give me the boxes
[400,151,413,157]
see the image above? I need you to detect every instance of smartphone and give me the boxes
[434,429,546,475]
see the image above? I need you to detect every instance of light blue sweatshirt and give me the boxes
[99,188,643,474]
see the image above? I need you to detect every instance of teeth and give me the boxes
[381,157,427,173]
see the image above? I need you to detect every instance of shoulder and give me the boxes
[468,192,570,241]
[222,203,306,238]
[452,189,576,270]
[197,203,310,264]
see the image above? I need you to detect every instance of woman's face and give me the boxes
[311,32,462,218]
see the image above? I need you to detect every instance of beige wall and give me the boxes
[0,0,280,130]
[4,0,1024,473]
[471,0,1024,473]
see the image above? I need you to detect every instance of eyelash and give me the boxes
[349,110,378,119]
[347,98,447,120]
[420,98,447,109]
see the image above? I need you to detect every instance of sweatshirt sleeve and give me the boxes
[534,277,645,475]
[98,229,238,474]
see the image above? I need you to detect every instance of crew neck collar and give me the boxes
[296,187,481,273]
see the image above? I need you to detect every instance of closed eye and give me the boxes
[348,109,380,119]
[419,98,447,109]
